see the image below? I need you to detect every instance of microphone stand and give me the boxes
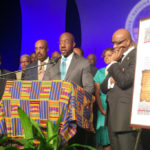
[0,56,61,79]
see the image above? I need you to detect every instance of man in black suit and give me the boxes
[87,54,98,76]
[0,56,16,100]
[101,29,142,150]
[24,40,50,80]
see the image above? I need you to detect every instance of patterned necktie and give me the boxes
[38,62,46,80]
[60,57,67,80]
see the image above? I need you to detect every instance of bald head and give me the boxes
[112,29,133,53]
[35,40,48,62]
[51,51,61,59]
[87,54,97,66]
[73,48,84,56]
[59,32,76,57]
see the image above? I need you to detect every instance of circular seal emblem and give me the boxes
[125,0,150,42]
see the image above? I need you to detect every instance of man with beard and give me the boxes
[87,54,98,76]
[44,32,94,94]
[44,32,94,147]
[24,40,50,80]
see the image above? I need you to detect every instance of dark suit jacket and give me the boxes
[90,65,98,76]
[24,58,50,80]
[101,48,136,132]
[43,53,94,94]
[24,61,38,80]
[0,68,16,100]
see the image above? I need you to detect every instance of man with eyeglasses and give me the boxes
[101,29,142,150]
[24,40,50,80]
[44,32,94,94]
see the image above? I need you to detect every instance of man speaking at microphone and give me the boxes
[101,29,142,150]
[24,40,50,80]
[44,32,94,94]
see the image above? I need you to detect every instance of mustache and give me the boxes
[36,53,42,56]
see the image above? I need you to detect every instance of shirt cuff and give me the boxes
[108,77,115,89]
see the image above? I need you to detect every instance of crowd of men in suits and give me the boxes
[0,28,143,150]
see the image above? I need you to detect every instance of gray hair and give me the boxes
[20,54,31,62]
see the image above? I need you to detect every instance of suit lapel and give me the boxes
[65,54,77,80]
[121,48,135,65]
[55,59,61,80]
[35,62,38,80]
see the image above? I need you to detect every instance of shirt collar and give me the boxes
[61,52,74,61]
[123,46,135,57]
[38,57,49,65]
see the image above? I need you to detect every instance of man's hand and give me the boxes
[111,48,123,62]
[110,77,115,84]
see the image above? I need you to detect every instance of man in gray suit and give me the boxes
[101,29,142,150]
[44,32,94,94]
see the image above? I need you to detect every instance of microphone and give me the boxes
[0,56,62,79]
[49,55,61,65]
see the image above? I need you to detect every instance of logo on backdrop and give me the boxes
[125,0,150,42]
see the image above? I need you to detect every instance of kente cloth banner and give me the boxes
[0,80,94,144]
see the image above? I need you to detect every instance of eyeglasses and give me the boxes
[59,40,73,45]
[111,39,126,45]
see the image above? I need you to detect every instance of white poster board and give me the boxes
[131,17,150,128]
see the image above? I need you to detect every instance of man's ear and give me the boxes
[73,41,76,48]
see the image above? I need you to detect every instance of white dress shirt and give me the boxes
[38,57,49,72]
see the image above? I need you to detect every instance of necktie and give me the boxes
[38,62,45,80]
[60,57,67,80]
[118,54,124,63]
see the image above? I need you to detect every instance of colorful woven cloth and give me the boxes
[0,80,94,144]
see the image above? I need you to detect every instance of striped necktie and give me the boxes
[60,57,67,80]
[38,62,46,80]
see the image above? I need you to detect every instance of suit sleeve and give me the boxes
[108,51,136,89]
[82,61,94,94]
[101,75,110,94]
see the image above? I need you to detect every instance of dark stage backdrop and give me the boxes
[0,0,21,71]
[1,0,150,70]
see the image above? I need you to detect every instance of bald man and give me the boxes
[24,40,50,80]
[30,52,37,63]
[101,29,142,150]
[51,51,61,59]
[44,32,94,147]
[87,54,98,76]
[73,47,84,57]
[44,32,94,94]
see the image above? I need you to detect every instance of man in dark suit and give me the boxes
[101,29,142,150]
[44,32,94,94]
[24,40,50,80]
[87,54,98,76]
[16,54,31,80]
[0,56,16,100]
